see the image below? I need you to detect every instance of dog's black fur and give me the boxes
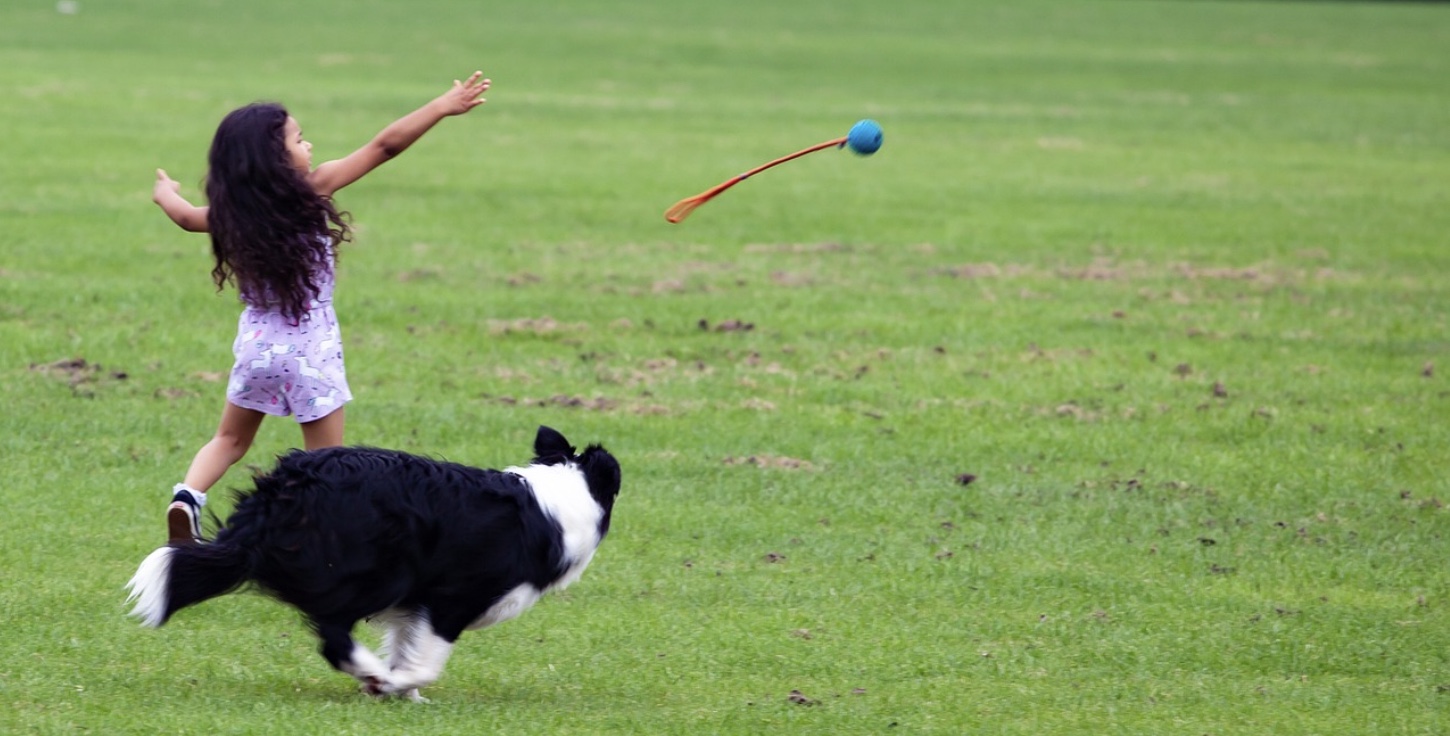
[127,425,621,700]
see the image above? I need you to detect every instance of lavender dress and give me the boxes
[226,251,352,422]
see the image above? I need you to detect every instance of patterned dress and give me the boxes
[226,250,351,422]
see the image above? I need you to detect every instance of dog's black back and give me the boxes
[228,448,546,626]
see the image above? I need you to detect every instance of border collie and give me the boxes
[126,425,621,701]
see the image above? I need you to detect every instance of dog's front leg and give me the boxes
[375,613,455,699]
[378,611,437,702]
[316,620,394,695]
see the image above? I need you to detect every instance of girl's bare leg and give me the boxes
[170,402,266,543]
[183,402,267,491]
[301,406,345,450]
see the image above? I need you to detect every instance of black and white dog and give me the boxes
[126,425,621,701]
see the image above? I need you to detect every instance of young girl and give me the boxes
[152,71,491,544]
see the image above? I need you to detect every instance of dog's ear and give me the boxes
[581,444,622,502]
[533,425,576,464]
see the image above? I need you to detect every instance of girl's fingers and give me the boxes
[447,72,490,109]
[463,72,489,93]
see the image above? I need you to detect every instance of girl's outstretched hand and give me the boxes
[153,168,181,202]
[435,72,490,116]
[153,168,209,232]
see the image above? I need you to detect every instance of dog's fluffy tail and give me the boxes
[125,543,250,627]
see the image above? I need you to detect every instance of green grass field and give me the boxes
[3,0,1449,733]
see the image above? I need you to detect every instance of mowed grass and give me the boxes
[2,0,1449,733]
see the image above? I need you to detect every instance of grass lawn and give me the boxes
[1,0,1448,733]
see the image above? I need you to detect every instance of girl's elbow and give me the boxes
[377,142,405,160]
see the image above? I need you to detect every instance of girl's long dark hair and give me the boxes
[205,103,351,321]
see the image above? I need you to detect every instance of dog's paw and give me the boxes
[359,673,428,702]
[372,680,430,702]
[359,675,389,698]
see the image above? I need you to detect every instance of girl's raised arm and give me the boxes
[307,72,490,198]
[153,168,209,232]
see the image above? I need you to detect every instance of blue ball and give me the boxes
[847,119,883,155]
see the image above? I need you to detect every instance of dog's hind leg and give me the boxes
[315,619,393,696]
[376,611,454,702]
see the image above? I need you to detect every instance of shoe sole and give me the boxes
[167,503,199,545]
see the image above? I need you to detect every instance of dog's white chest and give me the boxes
[505,464,605,562]
[462,465,604,632]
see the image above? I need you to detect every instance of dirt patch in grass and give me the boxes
[787,689,819,706]
[485,317,588,336]
[1036,401,1103,421]
[591,356,717,390]
[489,394,617,411]
[722,455,817,470]
[698,318,755,332]
[940,258,1346,286]
[396,267,444,282]
[769,271,815,287]
[154,387,199,401]
[743,242,848,255]
[29,357,128,397]
[485,393,675,416]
